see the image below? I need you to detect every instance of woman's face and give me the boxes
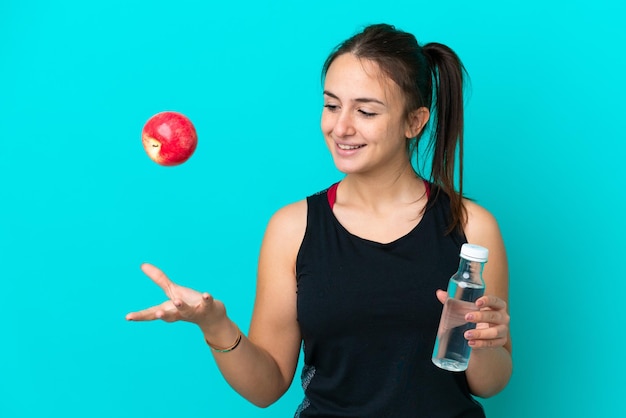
[321,53,416,176]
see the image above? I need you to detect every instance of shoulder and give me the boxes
[266,183,334,237]
[462,199,502,246]
[463,198,495,220]
[263,199,308,251]
[268,199,307,228]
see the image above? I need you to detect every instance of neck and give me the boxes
[338,162,426,210]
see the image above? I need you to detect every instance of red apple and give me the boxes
[142,111,197,166]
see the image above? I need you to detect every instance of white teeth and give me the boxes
[338,143,364,150]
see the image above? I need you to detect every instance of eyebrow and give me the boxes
[323,90,386,106]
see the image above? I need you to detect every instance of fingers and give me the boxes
[465,325,508,349]
[127,293,214,324]
[465,309,508,325]
[476,294,507,311]
[467,295,510,329]
[174,292,216,320]
[463,294,510,349]
[171,297,196,318]
[126,301,178,322]
[141,263,176,297]
[129,261,217,325]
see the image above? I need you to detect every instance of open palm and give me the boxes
[126,263,225,327]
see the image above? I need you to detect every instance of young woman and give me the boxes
[127,23,512,417]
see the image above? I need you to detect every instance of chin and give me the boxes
[332,160,364,175]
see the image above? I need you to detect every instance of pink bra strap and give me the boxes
[424,180,431,199]
[327,182,339,209]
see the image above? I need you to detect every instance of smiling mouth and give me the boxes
[337,143,366,150]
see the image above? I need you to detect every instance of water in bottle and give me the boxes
[432,243,488,372]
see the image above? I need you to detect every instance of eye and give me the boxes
[358,109,378,117]
[324,104,339,112]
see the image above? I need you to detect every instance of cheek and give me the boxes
[320,113,333,135]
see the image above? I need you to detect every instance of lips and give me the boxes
[337,143,366,150]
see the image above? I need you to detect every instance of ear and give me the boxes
[405,107,430,138]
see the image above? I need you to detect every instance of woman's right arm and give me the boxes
[126,200,307,407]
[207,200,307,406]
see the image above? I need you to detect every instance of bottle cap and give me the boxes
[460,243,489,262]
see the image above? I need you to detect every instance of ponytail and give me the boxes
[422,43,467,234]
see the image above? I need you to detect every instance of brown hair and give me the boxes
[322,24,468,234]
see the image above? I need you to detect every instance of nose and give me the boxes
[333,110,356,137]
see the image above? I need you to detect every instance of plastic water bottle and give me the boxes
[432,243,488,372]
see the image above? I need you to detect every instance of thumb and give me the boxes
[436,289,448,304]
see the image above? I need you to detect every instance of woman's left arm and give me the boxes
[461,199,512,398]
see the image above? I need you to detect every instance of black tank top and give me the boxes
[295,184,485,417]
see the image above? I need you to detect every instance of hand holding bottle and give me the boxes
[460,293,509,350]
[433,244,489,371]
[435,290,509,347]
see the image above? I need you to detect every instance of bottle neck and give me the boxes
[457,258,486,285]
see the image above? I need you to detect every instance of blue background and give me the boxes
[1,1,624,417]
